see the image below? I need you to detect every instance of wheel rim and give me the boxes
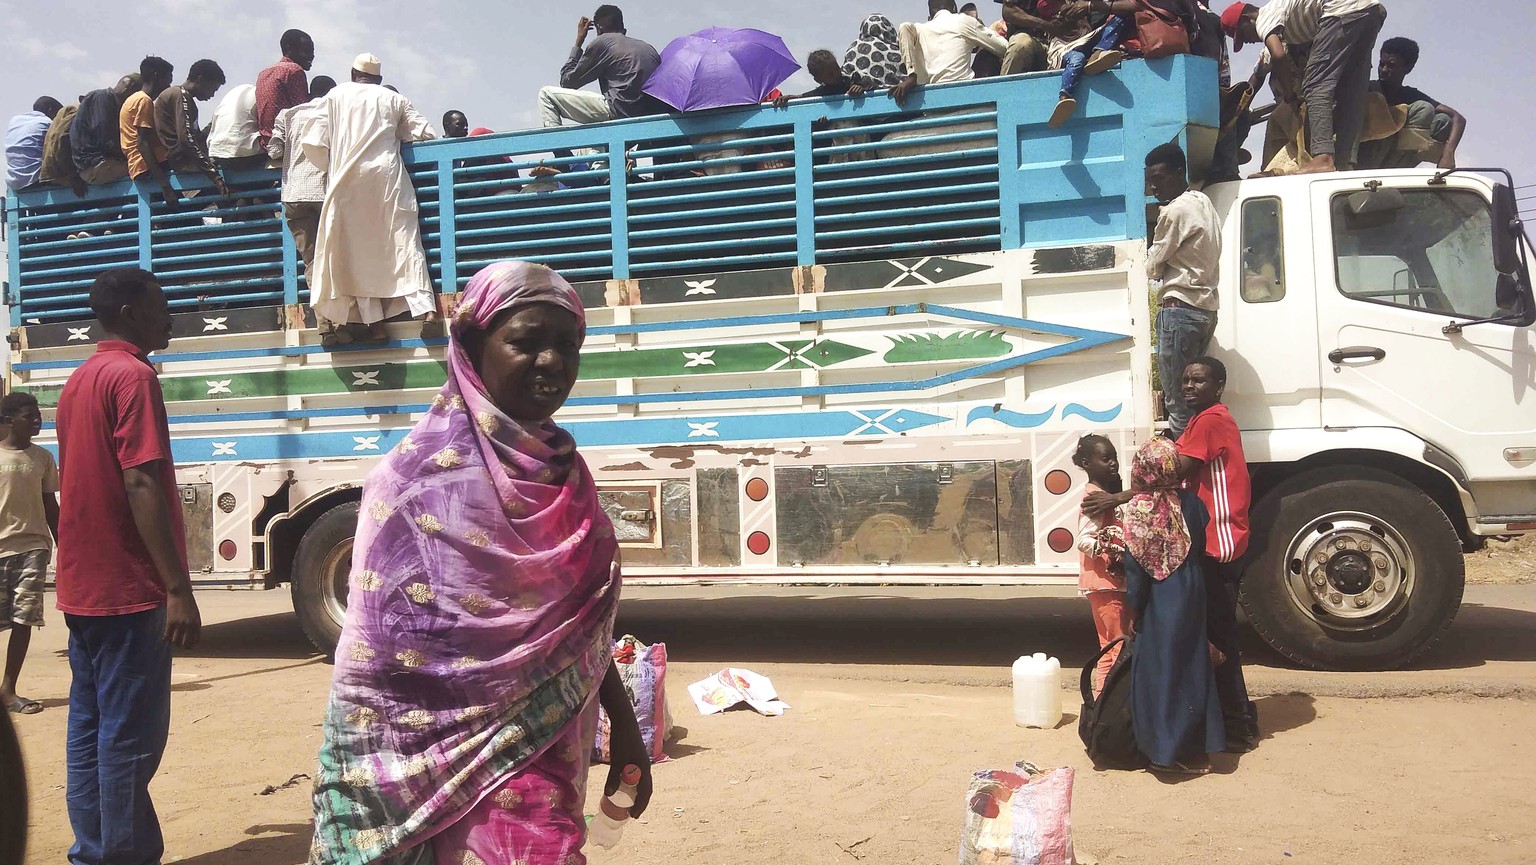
[1283,511,1414,630]
[319,538,353,632]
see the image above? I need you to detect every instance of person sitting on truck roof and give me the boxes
[1046,0,1136,128]
[71,73,140,186]
[890,0,1010,104]
[153,59,232,198]
[120,56,181,207]
[773,50,866,108]
[303,53,439,343]
[5,96,64,190]
[997,0,1078,77]
[269,75,344,347]
[38,98,86,196]
[443,110,470,138]
[1144,142,1220,441]
[539,5,662,128]
[1357,36,1464,170]
[1223,0,1388,174]
[207,82,266,173]
[842,13,909,90]
[255,29,314,148]
[307,261,654,865]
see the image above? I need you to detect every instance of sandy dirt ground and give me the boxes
[11,573,1536,865]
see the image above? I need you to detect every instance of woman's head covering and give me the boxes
[1122,437,1193,581]
[311,262,618,862]
[843,14,907,88]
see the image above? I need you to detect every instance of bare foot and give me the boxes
[1298,154,1337,174]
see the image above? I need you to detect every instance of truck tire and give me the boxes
[1240,466,1464,671]
[291,501,359,657]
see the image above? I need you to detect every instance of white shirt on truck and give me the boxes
[1147,189,1221,312]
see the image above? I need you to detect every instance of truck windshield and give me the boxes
[1331,189,1501,320]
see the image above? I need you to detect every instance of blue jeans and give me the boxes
[1061,15,1130,95]
[65,607,172,865]
[1157,305,1216,438]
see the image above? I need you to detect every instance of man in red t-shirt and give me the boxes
[55,268,200,864]
[254,29,314,147]
[1175,355,1258,752]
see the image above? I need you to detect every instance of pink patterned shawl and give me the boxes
[310,262,619,865]
[1122,436,1193,582]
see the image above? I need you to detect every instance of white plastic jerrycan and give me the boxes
[1011,652,1063,728]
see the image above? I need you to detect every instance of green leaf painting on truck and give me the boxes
[882,330,1011,365]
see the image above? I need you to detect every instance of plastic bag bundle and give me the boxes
[957,762,1076,865]
[592,635,675,764]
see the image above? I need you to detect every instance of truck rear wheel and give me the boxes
[291,501,358,657]
[1240,467,1464,671]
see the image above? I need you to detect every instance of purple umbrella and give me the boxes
[642,27,801,112]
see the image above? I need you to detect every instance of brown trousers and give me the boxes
[284,201,331,329]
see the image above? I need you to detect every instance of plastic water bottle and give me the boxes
[1011,653,1063,728]
[588,764,642,849]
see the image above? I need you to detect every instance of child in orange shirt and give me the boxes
[1074,435,1129,695]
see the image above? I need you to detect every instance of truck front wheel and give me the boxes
[291,501,358,657]
[1240,467,1464,671]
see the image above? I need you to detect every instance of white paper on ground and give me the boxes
[687,668,790,716]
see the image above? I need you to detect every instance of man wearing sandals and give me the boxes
[0,394,58,716]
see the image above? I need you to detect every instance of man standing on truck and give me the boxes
[255,29,314,148]
[539,5,661,127]
[119,56,180,206]
[1222,0,1388,173]
[304,53,439,343]
[55,267,201,865]
[1144,143,1220,440]
[71,74,139,186]
[269,76,344,348]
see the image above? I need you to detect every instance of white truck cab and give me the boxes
[1208,168,1535,668]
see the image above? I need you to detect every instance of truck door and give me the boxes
[1313,177,1536,520]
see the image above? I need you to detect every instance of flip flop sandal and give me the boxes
[6,697,42,715]
[1150,761,1210,776]
[1084,50,1125,76]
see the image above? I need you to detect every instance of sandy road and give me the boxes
[11,582,1536,865]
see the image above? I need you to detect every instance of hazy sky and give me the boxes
[2,0,1530,199]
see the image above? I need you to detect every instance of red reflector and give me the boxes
[1046,528,1074,554]
[1044,470,1073,496]
[747,531,771,556]
[218,540,238,561]
[1507,522,1536,532]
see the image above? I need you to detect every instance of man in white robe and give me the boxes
[303,53,438,342]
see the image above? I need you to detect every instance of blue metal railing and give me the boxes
[5,55,1217,325]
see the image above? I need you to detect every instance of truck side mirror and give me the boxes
[1491,183,1522,276]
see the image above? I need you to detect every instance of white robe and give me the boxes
[303,82,438,326]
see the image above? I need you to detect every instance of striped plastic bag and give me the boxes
[592,635,675,764]
[958,762,1077,865]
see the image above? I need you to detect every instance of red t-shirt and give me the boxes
[55,341,186,615]
[1177,403,1251,562]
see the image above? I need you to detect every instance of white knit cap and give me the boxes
[352,53,382,76]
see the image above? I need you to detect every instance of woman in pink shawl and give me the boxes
[309,261,653,865]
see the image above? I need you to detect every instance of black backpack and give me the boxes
[1078,636,1148,770]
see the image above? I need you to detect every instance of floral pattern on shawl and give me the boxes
[309,262,619,865]
[1123,436,1193,581]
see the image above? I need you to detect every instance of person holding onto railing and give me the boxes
[890,0,1010,104]
[255,29,314,149]
[152,60,233,198]
[269,76,345,348]
[538,5,661,128]
[772,50,866,107]
[303,53,439,344]
[1144,142,1220,441]
[1045,0,1137,128]
[71,73,140,186]
[842,13,909,91]
[5,96,63,191]
[119,56,182,207]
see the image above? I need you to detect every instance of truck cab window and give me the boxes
[1241,197,1285,303]
[1331,190,1502,320]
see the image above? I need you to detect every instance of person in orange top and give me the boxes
[119,56,178,206]
[1073,434,1129,695]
